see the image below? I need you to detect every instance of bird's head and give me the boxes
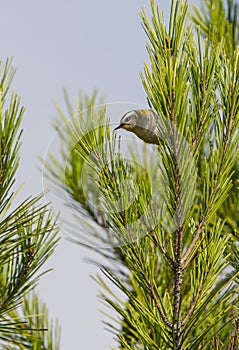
[114,110,138,132]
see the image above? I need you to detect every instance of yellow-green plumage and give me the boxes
[114,109,160,145]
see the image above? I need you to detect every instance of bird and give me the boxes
[114,109,161,145]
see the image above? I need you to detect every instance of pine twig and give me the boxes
[149,229,174,268]
[145,277,172,329]
[182,218,205,265]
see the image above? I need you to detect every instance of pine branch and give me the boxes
[145,277,172,329]
[149,229,174,268]
[182,217,205,265]
[44,0,239,349]
[0,59,60,348]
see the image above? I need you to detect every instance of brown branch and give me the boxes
[172,225,184,350]
[190,114,207,154]
[149,229,174,268]
[182,253,221,326]
[182,297,197,327]
[170,123,184,350]
[182,277,206,326]
[182,218,205,265]
[0,134,6,189]
[145,277,172,329]
[136,247,172,329]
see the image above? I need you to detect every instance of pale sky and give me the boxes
[0,1,200,348]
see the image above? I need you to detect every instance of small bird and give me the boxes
[114,109,160,145]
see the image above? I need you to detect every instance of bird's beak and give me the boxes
[113,124,122,132]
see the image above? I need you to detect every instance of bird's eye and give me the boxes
[124,116,130,122]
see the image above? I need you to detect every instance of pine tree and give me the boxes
[0,59,60,349]
[45,0,239,349]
